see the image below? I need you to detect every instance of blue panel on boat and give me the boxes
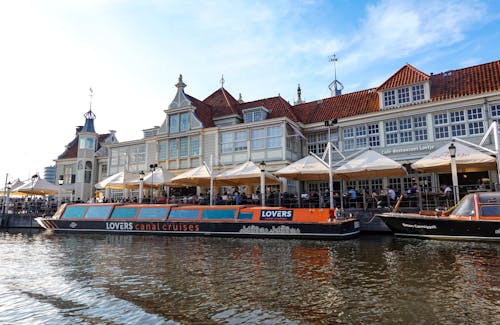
[202,209,236,220]
[85,206,113,219]
[237,212,254,220]
[169,209,200,220]
[480,206,500,216]
[61,206,87,219]
[110,207,137,219]
[138,208,168,219]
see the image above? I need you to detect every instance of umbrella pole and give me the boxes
[210,155,214,206]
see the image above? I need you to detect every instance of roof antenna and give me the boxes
[220,74,225,88]
[328,53,344,97]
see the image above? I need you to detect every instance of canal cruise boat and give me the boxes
[377,192,500,241]
[35,204,360,240]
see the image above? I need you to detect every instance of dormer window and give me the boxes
[383,83,427,109]
[169,112,190,133]
[243,106,269,123]
[79,136,95,150]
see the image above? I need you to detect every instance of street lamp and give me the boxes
[149,163,158,204]
[259,161,266,207]
[58,175,64,208]
[139,170,145,203]
[4,181,11,214]
[449,142,459,205]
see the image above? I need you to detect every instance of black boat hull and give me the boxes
[378,214,500,241]
[36,218,361,240]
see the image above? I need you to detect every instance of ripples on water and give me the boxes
[0,230,498,324]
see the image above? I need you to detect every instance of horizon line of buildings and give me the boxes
[48,58,500,201]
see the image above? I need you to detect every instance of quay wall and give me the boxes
[0,214,40,228]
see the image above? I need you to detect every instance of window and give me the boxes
[169,139,178,159]
[159,141,167,160]
[169,115,179,133]
[433,107,485,140]
[251,128,265,150]
[179,137,188,157]
[384,90,396,107]
[64,165,73,184]
[398,88,410,104]
[307,133,333,154]
[243,107,268,123]
[491,104,500,123]
[267,126,282,148]
[221,131,248,153]
[180,113,189,131]
[84,161,92,183]
[79,136,95,150]
[344,123,379,151]
[412,84,424,101]
[190,137,200,157]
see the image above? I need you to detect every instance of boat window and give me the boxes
[202,209,236,220]
[138,207,168,219]
[110,207,137,219]
[452,197,475,217]
[480,206,500,217]
[478,193,500,204]
[61,206,87,219]
[169,209,200,220]
[238,212,254,220]
[85,206,113,219]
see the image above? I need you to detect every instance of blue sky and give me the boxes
[1,0,499,183]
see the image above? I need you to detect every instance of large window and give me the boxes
[179,137,188,157]
[491,104,500,124]
[79,136,95,150]
[267,126,282,148]
[344,123,379,151]
[384,115,427,145]
[191,137,200,157]
[433,107,484,140]
[169,139,178,158]
[307,133,328,155]
[169,115,179,133]
[180,113,189,132]
[383,83,427,108]
[243,107,268,123]
[251,128,266,150]
[221,131,248,153]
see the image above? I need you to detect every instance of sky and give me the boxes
[0,0,499,184]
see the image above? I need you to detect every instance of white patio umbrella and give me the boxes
[335,149,408,180]
[216,161,281,186]
[411,141,497,173]
[16,178,67,196]
[274,155,330,181]
[170,165,213,187]
[128,168,177,187]
[95,170,137,189]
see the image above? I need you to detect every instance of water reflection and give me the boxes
[0,231,498,324]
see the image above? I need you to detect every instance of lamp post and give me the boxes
[31,174,38,214]
[139,170,145,203]
[58,175,64,208]
[4,181,11,214]
[259,161,266,207]
[149,163,157,204]
[449,142,459,205]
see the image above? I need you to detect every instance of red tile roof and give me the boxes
[430,60,500,101]
[202,88,240,117]
[58,132,111,159]
[292,89,379,124]
[378,64,430,90]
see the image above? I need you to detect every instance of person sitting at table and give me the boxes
[387,187,396,201]
[441,184,452,197]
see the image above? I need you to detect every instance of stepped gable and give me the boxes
[202,88,240,117]
[240,96,299,122]
[430,60,500,101]
[378,64,430,90]
[292,89,379,124]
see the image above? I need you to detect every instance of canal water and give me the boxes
[0,230,498,324]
